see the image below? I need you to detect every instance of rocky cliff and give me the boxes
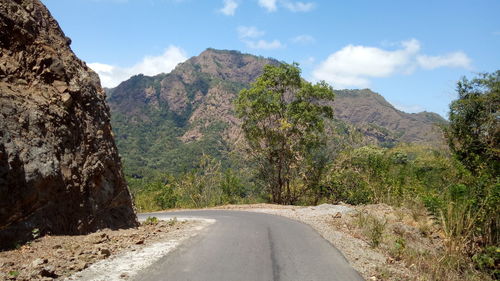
[0,0,138,248]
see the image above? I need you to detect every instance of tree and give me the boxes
[235,63,335,204]
[446,71,499,251]
[447,71,500,175]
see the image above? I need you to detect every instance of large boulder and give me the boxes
[0,0,138,248]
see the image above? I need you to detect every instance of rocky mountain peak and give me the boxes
[174,48,279,84]
[108,48,277,119]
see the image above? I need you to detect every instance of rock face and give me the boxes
[0,0,138,248]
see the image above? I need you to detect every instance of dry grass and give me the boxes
[349,204,492,281]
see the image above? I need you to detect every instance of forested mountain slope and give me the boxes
[106,49,446,178]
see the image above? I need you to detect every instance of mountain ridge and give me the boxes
[105,48,446,178]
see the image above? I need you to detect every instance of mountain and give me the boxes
[107,49,446,179]
[0,0,137,248]
[107,49,279,177]
[333,89,446,145]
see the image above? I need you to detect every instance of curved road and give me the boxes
[136,210,364,281]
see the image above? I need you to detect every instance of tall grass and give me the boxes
[324,144,499,279]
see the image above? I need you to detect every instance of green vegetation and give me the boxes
[120,67,498,280]
[317,71,497,280]
[133,155,264,212]
[235,63,335,204]
[447,70,499,176]
[143,216,159,226]
[472,246,500,279]
[355,212,387,248]
[110,72,246,180]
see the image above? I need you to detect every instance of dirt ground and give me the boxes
[1,203,449,281]
[0,219,198,281]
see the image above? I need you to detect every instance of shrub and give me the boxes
[355,212,387,248]
[472,246,500,279]
[143,216,159,225]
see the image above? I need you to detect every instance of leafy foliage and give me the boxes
[444,71,500,260]
[235,63,335,204]
[447,71,500,175]
[325,145,459,205]
[472,246,500,279]
[133,155,264,212]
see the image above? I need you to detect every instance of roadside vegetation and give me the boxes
[130,66,499,280]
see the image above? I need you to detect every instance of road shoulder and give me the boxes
[0,218,214,281]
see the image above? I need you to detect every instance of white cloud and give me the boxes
[258,0,277,12]
[283,1,315,12]
[89,62,114,74]
[312,39,472,89]
[245,39,284,50]
[417,52,471,69]
[291,34,315,44]
[313,39,420,88]
[237,26,265,39]
[237,26,282,50]
[219,0,238,16]
[88,45,188,88]
[258,0,315,12]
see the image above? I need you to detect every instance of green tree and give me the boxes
[447,71,499,175]
[235,63,335,204]
[445,71,499,255]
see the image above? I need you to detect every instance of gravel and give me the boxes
[0,219,212,281]
[217,203,419,280]
[66,219,214,281]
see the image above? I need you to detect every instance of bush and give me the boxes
[143,216,159,225]
[133,156,262,212]
[472,246,500,279]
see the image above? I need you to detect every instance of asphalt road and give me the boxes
[135,210,364,281]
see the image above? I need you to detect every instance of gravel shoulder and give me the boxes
[1,203,444,281]
[215,203,443,281]
[0,218,213,281]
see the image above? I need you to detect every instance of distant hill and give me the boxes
[106,48,446,178]
[333,89,446,145]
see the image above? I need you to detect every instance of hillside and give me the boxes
[106,49,446,179]
[333,89,446,145]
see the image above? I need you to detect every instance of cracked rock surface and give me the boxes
[0,0,138,249]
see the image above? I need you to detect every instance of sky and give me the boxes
[41,0,500,118]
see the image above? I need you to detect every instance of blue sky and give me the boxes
[41,0,500,117]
